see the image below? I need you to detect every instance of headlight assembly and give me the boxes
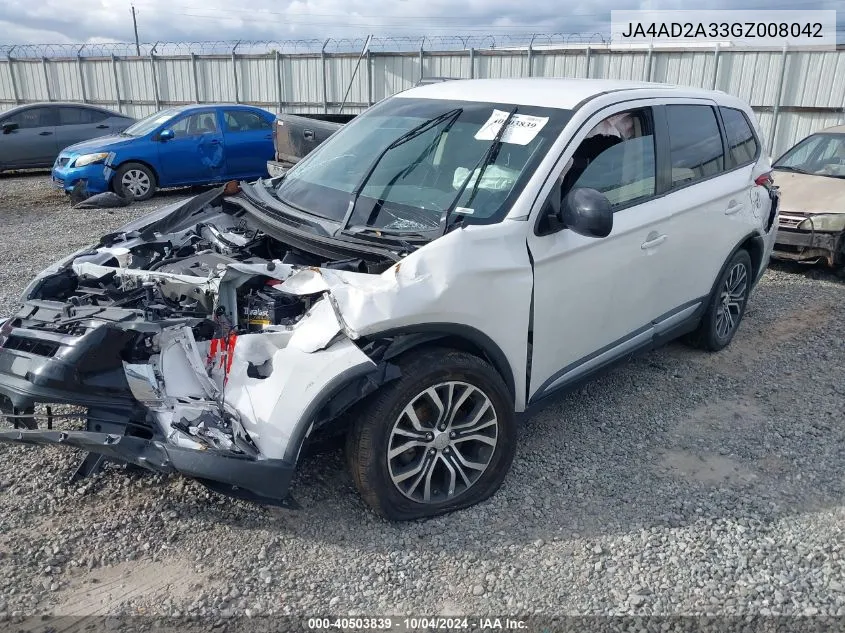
[797,214,845,232]
[74,152,110,167]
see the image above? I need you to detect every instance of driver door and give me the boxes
[526,101,683,403]
[157,110,225,185]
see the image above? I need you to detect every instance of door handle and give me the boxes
[96,124,109,129]
[302,129,315,141]
[39,131,53,136]
[725,200,744,215]
[641,233,667,250]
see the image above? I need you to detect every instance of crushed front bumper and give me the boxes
[0,315,297,505]
[0,428,296,504]
[772,228,841,266]
[51,162,113,194]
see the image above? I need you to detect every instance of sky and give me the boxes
[0,0,842,46]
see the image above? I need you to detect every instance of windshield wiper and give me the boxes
[336,108,463,234]
[338,227,425,253]
[439,106,518,235]
[344,225,431,238]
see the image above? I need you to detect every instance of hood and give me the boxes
[62,134,137,156]
[773,170,845,215]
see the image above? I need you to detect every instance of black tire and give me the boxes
[687,249,753,352]
[113,162,156,201]
[345,347,516,521]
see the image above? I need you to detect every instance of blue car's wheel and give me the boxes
[114,162,156,201]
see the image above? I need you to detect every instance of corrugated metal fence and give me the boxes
[2,41,844,156]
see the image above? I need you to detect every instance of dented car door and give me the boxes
[157,110,226,186]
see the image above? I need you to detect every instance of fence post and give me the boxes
[645,43,654,82]
[711,43,721,90]
[527,33,535,77]
[110,55,121,111]
[231,41,240,103]
[191,52,200,103]
[275,50,283,112]
[366,49,373,106]
[6,47,19,105]
[585,46,592,78]
[149,44,160,111]
[469,47,475,78]
[769,44,789,155]
[419,38,425,82]
[321,39,330,113]
[42,57,52,101]
[76,45,87,103]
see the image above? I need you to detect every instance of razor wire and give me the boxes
[0,33,608,58]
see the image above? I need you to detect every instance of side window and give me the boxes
[4,107,56,129]
[169,112,219,137]
[57,107,106,125]
[720,107,759,167]
[562,108,656,209]
[224,110,270,132]
[665,105,725,186]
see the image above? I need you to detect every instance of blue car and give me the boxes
[51,104,276,201]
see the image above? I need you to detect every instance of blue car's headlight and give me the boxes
[74,152,110,167]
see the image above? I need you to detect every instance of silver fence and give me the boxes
[2,36,844,156]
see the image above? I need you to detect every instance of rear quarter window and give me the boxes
[720,107,759,167]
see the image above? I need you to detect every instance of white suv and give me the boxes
[0,78,779,521]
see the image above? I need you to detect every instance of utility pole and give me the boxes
[131,5,140,56]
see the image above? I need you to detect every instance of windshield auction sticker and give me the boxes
[610,10,837,49]
[475,110,549,145]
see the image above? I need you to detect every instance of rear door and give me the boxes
[54,106,112,152]
[156,110,225,186]
[652,102,749,308]
[0,106,58,168]
[221,109,273,178]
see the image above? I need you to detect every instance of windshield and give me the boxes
[122,108,180,137]
[774,133,845,178]
[272,97,571,231]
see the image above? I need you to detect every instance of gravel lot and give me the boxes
[0,172,843,621]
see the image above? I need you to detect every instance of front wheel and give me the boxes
[687,249,752,352]
[114,162,156,201]
[346,348,516,521]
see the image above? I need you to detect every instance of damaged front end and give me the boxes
[0,186,402,505]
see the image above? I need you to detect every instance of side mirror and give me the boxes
[2,122,19,134]
[559,188,613,238]
[159,129,174,141]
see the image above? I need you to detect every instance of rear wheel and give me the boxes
[114,162,156,201]
[346,347,516,521]
[687,249,752,352]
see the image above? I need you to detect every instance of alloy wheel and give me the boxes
[715,262,748,340]
[387,381,498,504]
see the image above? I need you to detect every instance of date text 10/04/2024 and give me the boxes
[307,617,529,630]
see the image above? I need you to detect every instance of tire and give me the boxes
[345,347,516,521]
[114,162,156,201]
[687,249,752,352]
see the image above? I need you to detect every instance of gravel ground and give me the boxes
[0,172,844,621]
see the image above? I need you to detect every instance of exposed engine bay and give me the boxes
[0,188,407,504]
[35,201,392,328]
